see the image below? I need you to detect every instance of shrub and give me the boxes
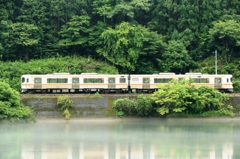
[135,95,154,116]
[93,92,102,98]
[151,79,234,117]
[0,81,34,121]
[191,86,229,113]
[112,95,154,117]
[57,95,73,111]
[112,98,137,116]
[63,109,71,120]
[233,81,240,92]
[151,79,193,115]
[57,95,73,119]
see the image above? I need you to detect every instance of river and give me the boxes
[0,117,240,159]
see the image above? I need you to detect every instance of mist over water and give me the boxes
[1,118,240,159]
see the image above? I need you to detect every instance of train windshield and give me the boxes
[22,77,25,83]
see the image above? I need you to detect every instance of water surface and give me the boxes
[1,117,240,159]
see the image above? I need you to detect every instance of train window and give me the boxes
[132,78,139,81]
[47,78,57,83]
[143,78,149,83]
[191,78,209,83]
[83,78,104,83]
[120,78,126,83]
[227,78,230,83]
[22,77,25,83]
[27,78,29,83]
[58,78,68,83]
[47,78,68,83]
[215,78,221,83]
[154,78,172,83]
[72,78,79,83]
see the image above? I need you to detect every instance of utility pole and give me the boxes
[215,50,217,74]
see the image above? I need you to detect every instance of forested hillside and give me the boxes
[0,0,240,74]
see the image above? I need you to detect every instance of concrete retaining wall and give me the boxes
[21,94,137,118]
[21,94,240,118]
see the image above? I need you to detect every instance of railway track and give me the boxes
[20,92,238,98]
[20,93,145,98]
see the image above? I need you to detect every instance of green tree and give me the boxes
[11,22,40,62]
[129,0,151,24]
[208,20,240,63]
[1,20,40,61]
[97,22,164,72]
[220,0,240,15]
[0,20,16,60]
[58,15,90,56]
[88,22,110,58]
[0,81,33,121]
[108,1,134,23]
[92,0,112,23]
[16,0,51,59]
[148,0,225,61]
[158,40,194,73]
[17,0,45,25]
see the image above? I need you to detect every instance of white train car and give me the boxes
[21,73,129,93]
[21,72,233,93]
[129,73,233,93]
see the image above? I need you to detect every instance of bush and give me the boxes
[63,109,71,120]
[233,81,240,92]
[112,98,136,116]
[112,95,154,117]
[135,95,154,116]
[57,95,73,119]
[0,81,34,121]
[191,86,229,113]
[151,79,193,115]
[57,95,73,111]
[151,79,234,117]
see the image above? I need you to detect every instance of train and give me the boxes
[21,73,233,93]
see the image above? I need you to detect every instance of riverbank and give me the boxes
[20,93,240,119]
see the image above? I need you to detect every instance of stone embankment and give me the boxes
[20,93,240,118]
[20,94,137,118]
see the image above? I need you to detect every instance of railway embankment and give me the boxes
[20,94,139,118]
[20,93,240,118]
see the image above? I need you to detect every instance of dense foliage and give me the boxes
[0,81,34,121]
[112,95,155,116]
[151,80,234,117]
[0,0,239,74]
[113,80,235,117]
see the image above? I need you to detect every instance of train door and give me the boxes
[26,78,30,88]
[108,78,115,89]
[143,78,150,89]
[214,78,222,89]
[34,78,42,89]
[72,78,79,89]
[23,77,30,88]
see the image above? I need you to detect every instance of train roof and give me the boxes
[21,73,128,77]
[21,73,233,77]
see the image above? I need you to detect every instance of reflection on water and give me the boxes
[1,118,240,159]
